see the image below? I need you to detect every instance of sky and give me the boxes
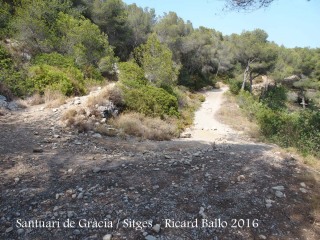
[122,0,320,48]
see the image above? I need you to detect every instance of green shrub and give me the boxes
[0,45,25,97]
[33,52,75,68]
[118,61,147,87]
[256,107,284,137]
[122,84,179,118]
[260,85,287,110]
[27,64,85,96]
[229,79,243,95]
[237,90,320,157]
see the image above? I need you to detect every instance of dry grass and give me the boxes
[28,93,44,106]
[216,92,261,139]
[44,89,66,108]
[62,107,102,133]
[111,112,177,140]
[86,84,123,108]
[86,87,110,108]
[14,99,28,109]
[62,108,77,121]
[94,125,118,137]
[278,147,320,172]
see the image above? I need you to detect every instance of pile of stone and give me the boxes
[0,95,19,111]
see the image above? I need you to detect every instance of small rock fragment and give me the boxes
[77,192,84,199]
[145,236,157,240]
[6,227,13,233]
[299,188,307,193]
[33,148,43,153]
[237,175,245,182]
[152,224,161,233]
[103,234,112,240]
[266,203,272,208]
[275,191,285,198]
[259,235,267,240]
[92,167,101,173]
[17,229,24,235]
[199,207,207,218]
[300,182,306,188]
[272,186,285,191]
[93,133,102,138]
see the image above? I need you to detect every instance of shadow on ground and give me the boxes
[0,120,319,240]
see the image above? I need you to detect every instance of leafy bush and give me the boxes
[260,85,287,110]
[228,79,243,95]
[0,45,25,97]
[56,12,116,71]
[237,91,320,157]
[0,0,11,38]
[27,64,85,96]
[33,52,75,68]
[118,61,147,87]
[133,33,179,87]
[122,84,179,118]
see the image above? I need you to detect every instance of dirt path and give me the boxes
[0,89,319,240]
[184,87,236,142]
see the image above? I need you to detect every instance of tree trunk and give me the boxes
[215,60,220,79]
[241,63,250,90]
[249,71,253,93]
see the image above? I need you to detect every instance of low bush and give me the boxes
[237,91,320,157]
[260,85,287,110]
[27,64,86,96]
[118,61,148,88]
[228,78,243,95]
[122,84,179,118]
[33,52,75,68]
[0,45,25,96]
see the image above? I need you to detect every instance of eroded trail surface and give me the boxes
[1,89,319,240]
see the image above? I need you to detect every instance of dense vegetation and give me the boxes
[0,0,319,156]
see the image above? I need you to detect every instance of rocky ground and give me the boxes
[0,88,319,240]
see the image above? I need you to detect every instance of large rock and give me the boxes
[0,95,8,108]
[98,101,119,119]
[0,95,6,101]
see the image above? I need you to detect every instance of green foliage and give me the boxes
[178,27,229,90]
[33,52,75,68]
[126,3,156,48]
[12,0,73,53]
[0,45,25,96]
[89,0,131,60]
[154,11,193,61]
[260,85,287,110]
[27,64,85,96]
[118,61,147,87]
[237,91,320,157]
[122,84,179,118]
[0,0,12,38]
[118,60,179,118]
[228,79,243,95]
[230,29,277,88]
[56,13,116,71]
[134,34,179,87]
